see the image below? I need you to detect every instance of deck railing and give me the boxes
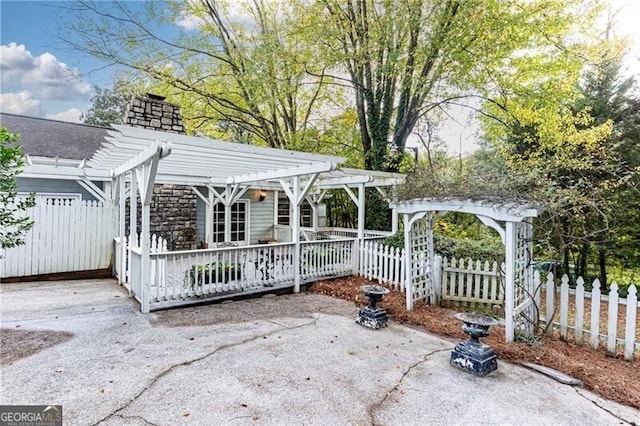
[146,242,295,309]
[300,238,355,281]
[273,225,391,242]
[117,235,357,310]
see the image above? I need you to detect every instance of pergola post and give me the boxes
[292,176,301,292]
[504,221,516,342]
[110,141,170,314]
[391,207,399,234]
[357,183,365,241]
[224,185,232,244]
[136,159,161,315]
[129,173,138,247]
[403,213,413,311]
[117,175,126,285]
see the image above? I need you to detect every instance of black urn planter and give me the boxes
[355,285,390,329]
[450,312,499,376]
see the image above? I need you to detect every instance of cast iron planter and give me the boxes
[450,312,499,376]
[356,285,390,329]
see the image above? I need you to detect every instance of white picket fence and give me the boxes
[356,242,639,359]
[1,199,116,278]
[356,242,503,307]
[358,240,405,290]
[439,257,503,307]
[543,273,639,360]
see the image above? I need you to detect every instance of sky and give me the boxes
[1,0,639,155]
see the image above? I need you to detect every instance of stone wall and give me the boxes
[124,93,185,133]
[124,94,196,250]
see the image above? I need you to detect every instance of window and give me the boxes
[277,196,312,227]
[277,196,290,225]
[212,201,248,244]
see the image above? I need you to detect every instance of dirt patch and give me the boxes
[0,328,74,366]
[310,276,640,411]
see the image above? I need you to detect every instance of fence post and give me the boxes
[624,285,637,361]
[431,255,442,305]
[590,279,602,350]
[352,239,359,276]
[559,275,569,341]
[606,283,619,357]
[574,277,585,345]
[545,272,555,336]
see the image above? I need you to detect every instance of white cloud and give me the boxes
[0,43,91,102]
[176,12,205,30]
[0,91,43,116]
[45,108,83,123]
[175,2,255,32]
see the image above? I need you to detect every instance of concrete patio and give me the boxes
[1,279,638,425]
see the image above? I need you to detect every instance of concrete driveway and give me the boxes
[1,279,638,425]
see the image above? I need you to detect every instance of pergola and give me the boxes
[391,198,539,342]
[78,125,403,308]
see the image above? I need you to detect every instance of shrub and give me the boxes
[185,262,242,288]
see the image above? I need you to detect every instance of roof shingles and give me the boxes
[0,113,108,161]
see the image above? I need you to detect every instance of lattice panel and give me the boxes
[514,220,535,334]
[410,216,434,303]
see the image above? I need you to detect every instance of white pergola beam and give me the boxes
[77,178,106,203]
[315,175,371,187]
[226,162,336,185]
[111,141,171,178]
[393,199,538,222]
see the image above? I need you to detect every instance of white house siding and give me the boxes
[249,190,275,243]
[18,177,102,201]
[196,188,275,245]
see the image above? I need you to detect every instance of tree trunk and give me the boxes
[598,248,607,289]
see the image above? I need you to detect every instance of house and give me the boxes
[1,95,405,312]
[1,112,110,204]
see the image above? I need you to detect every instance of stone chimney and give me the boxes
[124,93,185,134]
[123,94,196,251]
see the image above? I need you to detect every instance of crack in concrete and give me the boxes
[92,315,319,425]
[367,347,452,425]
[574,387,639,426]
[112,414,161,426]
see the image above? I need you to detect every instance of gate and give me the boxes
[1,199,116,278]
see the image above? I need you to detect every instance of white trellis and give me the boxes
[393,198,539,343]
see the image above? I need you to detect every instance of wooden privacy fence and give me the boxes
[1,199,115,278]
[543,273,639,360]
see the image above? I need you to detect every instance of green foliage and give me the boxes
[480,43,640,288]
[434,234,504,262]
[396,152,541,205]
[382,217,504,262]
[316,0,604,171]
[83,79,143,126]
[0,128,35,252]
[382,232,404,249]
[185,262,242,288]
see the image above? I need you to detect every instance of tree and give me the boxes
[573,58,640,285]
[62,0,339,149]
[83,79,142,126]
[480,50,639,288]
[315,0,604,171]
[0,128,35,252]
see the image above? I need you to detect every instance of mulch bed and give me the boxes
[310,276,640,411]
